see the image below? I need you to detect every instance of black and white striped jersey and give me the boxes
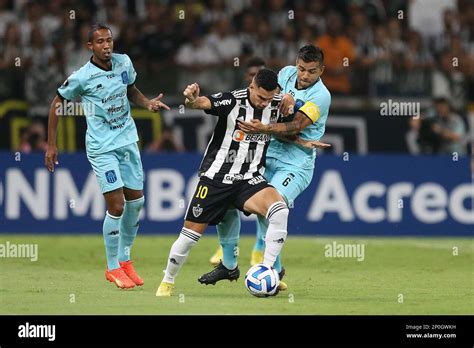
[199,88,282,184]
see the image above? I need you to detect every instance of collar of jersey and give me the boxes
[89,56,113,72]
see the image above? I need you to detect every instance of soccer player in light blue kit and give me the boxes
[198,45,331,292]
[45,24,170,289]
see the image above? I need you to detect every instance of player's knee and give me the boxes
[108,200,125,216]
[126,195,145,210]
[266,201,289,229]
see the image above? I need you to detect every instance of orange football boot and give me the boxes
[105,267,136,289]
[120,260,144,286]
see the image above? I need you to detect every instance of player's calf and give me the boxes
[264,201,289,266]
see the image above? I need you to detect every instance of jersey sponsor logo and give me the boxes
[192,204,203,218]
[232,130,270,143]
[244,133,270,142]
[105,170,117,184]
[248,175,265,186]
[213,99,232,107]
[107,104,126,115]
[232,130,245,142]
[102,90,127,104]
[224,173,244,182]
[121,71,129,84]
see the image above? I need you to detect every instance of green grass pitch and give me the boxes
[0,234,472,315]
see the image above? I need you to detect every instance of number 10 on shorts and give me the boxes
[195,185,208,199]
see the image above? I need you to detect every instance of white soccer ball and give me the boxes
[244,263,280,297]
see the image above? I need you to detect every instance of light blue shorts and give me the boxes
[264,156,314,207]
[87,142,144,194]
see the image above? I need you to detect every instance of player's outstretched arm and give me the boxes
[45,95,62,172]
[127,84,170,112]
[183,83,211,110]
[238,111,312,136]
[275,134,331,149]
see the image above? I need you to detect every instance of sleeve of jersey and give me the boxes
[204,92,235,117]
[277,66,291,90]
[57,73,83,101]
[298,101,321,123]
[126,55,137,86]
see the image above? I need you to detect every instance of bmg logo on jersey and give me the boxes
[213,99,232,107]
[105,170,117,184]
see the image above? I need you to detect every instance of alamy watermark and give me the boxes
[0,241,38,261]
[324,241,365,261]
[380,99,420,118]
[55,100,95,116]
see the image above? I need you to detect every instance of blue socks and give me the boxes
[119,196,145,262]
[217,209,241,270]
[218,209,284,273]
[253,215,268,252]
[103,211,121,270]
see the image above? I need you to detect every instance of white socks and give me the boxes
[264,201,289,267]
[163,227,201,283]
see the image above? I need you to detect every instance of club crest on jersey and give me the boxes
[105,170,117,184]
[270,110,279,122]
[121,71,129,84]
[192,204,203,218]
[294,99,305,113]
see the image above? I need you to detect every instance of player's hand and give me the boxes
[238,119,267,134]
[45,146,59,172]
[183,83,200,103]
[279,93,295,117]
[298,139,331,149]
[148,93,170,112]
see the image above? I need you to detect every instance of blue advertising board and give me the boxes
[0,152,472,236]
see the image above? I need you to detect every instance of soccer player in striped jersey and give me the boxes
[199,44,331,291]
[156,69,295,296]
[208,56,268,266]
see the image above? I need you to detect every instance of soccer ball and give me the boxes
[244,263,280,297]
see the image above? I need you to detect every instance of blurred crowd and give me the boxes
[0,0,472,155]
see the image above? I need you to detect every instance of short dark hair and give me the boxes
[297,44,324,65]
[254,68,279,91]
[246,57,266,69]
[88,23,112,42]
[433,96,449,104]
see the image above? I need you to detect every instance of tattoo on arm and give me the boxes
[265,114,305,136]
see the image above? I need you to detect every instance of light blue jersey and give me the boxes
[57,53,138,155]
[267,65,331,169]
